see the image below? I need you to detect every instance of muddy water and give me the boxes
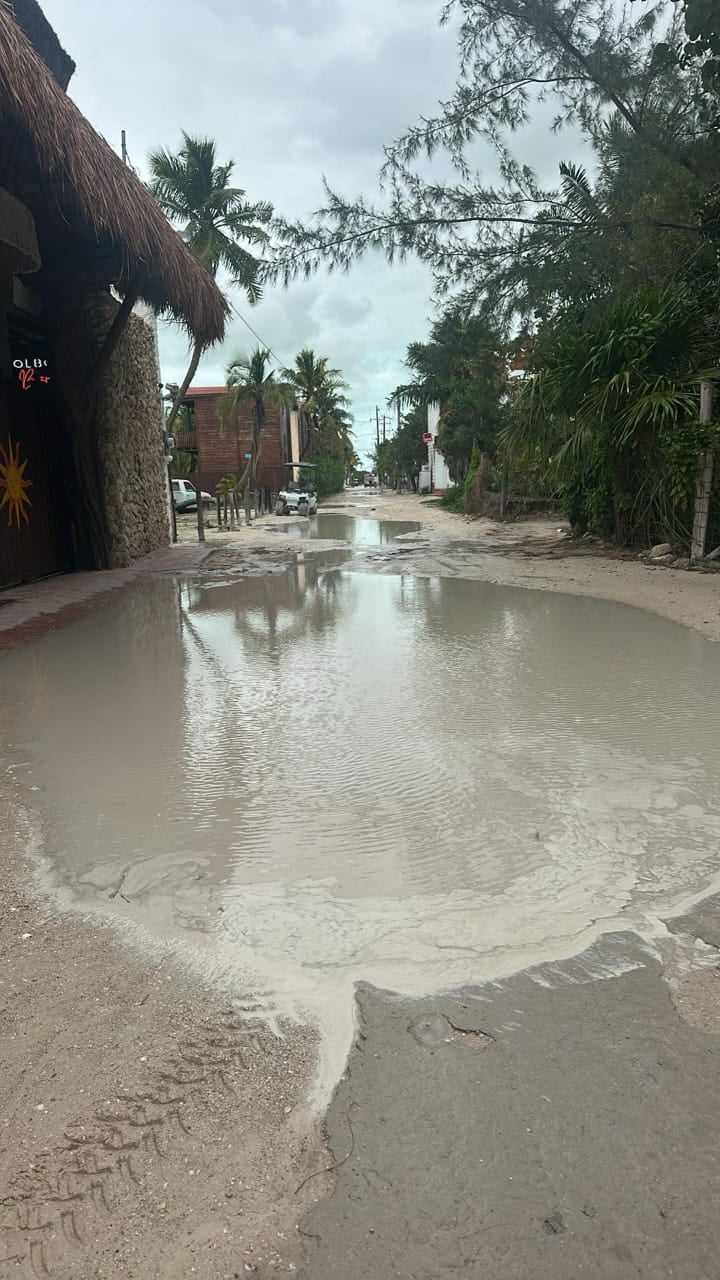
[302,513,422,543]
[4,563,720,1097]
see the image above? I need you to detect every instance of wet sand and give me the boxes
[3,494,720,1276]
[0,771,328,1279]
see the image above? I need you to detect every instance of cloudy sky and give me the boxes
[43,0,570,463]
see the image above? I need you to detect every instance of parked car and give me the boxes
[171,479,212,512]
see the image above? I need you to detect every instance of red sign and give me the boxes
[422,432,432,443]
[13,357,51,391]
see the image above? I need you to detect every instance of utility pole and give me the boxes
[121,129,128,165]
[382,415,386,443]
[375,406,380,449]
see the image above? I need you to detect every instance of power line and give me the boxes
[127,122,392,416]
[224,305,400,428]
[229,301,287,367]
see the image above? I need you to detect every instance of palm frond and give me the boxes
[147,133,272,306]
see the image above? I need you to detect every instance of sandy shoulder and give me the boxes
[0,773,327,1280]
[341,491,720,642]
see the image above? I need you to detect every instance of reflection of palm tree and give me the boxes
[409,575,513,650]
[186,559,353,665]
[231,563,353,661]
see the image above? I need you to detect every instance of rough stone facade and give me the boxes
[85,293,170,567]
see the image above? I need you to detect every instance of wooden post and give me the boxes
[196,484,205,543]
[168,467,177,544]
[690,380,714,564]
[499,460,509,518]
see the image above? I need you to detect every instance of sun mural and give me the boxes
[0,437,32,528]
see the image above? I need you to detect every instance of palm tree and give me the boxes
[148,133,273,432]
[283,348,353,463]
[283,349,348,413]
[221,349,293,523]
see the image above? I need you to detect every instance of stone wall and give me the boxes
[85,293,170,567]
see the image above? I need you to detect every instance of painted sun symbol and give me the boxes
[0,436,32,528]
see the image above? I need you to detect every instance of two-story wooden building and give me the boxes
[174,387,295,499]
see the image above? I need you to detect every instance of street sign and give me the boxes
[422,432,432,443]
[244,452,252,459]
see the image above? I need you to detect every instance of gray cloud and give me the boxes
[42,0,581,462]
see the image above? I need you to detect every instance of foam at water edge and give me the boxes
[18,787,720,1113]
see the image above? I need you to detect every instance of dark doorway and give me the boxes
[0,315,74,589]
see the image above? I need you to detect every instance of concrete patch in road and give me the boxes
[299,933,720,1279]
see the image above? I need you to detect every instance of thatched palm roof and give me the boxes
[9,0,75,89]
[0,2,229,346]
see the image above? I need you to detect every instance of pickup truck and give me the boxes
[171,479,213,512]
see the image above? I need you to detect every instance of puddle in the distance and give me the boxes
[299,513,422,544]
[3,564,720,1099]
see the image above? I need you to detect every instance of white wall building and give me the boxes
[419,402,452,493]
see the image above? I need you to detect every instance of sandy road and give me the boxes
[3,491,720,1278]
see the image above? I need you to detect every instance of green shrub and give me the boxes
[312,455,345,498]
[438,484,465,513]
[463,447,483,505]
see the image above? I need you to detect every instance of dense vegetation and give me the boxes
[374,406,428,490]
[269,0,720,548]
[282,349,358,496]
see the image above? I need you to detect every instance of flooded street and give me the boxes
[5,549,720,1102]
[5,0,720,1263]
[5,513,720,1279]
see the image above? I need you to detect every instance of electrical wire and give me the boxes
[229,301,287,367]
[227,305,401,434]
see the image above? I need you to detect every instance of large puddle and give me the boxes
[4,562,720,1097]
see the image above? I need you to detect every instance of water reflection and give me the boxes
[301,513,422,544]
[0,581,188,899]
[3,570,720,1014]
[184,552,351,663]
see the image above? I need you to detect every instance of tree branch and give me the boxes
[269,210,700,276]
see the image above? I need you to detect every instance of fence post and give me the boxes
[499,460,509,518]
[690,380,714,564]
